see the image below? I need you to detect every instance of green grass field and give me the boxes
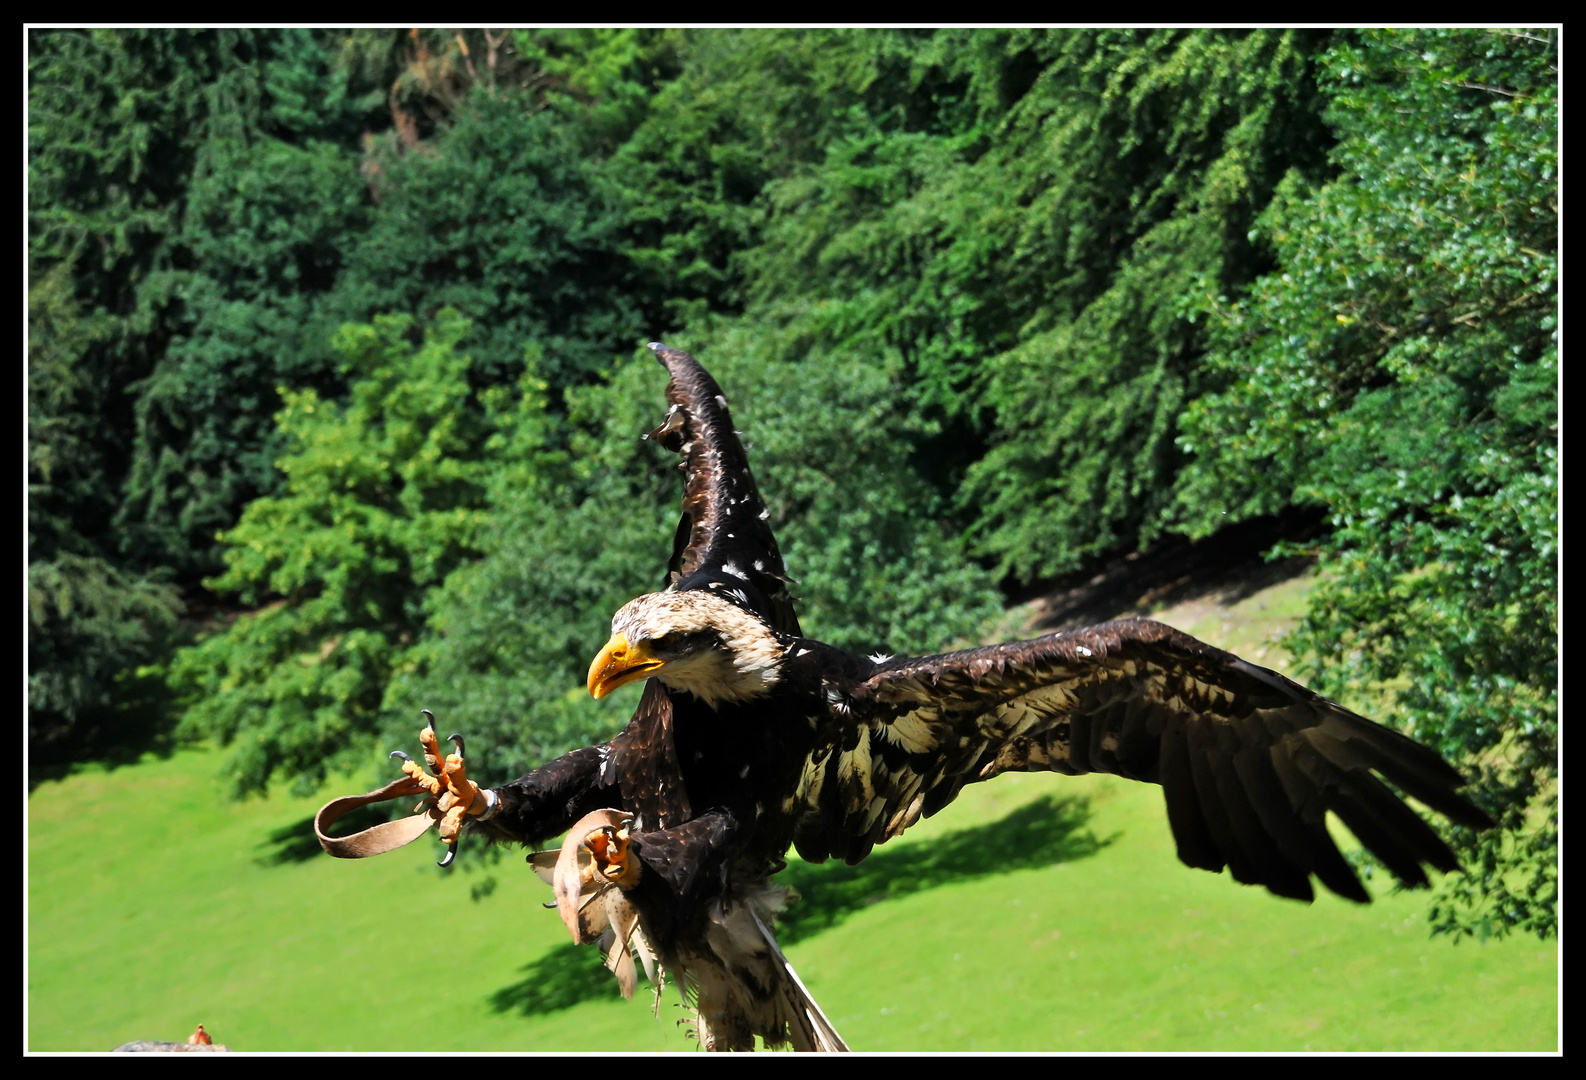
[28,573,1558,1052]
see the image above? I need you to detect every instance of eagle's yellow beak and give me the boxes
[587,633,665,699]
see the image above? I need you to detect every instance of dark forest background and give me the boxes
[27,28,1556,939]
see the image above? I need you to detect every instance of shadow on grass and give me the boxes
[262,813,331,864]
[778,792,1106,946]
[489,940,629,1018]
[27,670,185,793]
[487,792,1105,1017]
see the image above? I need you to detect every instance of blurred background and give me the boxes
[27,28,1556,1051]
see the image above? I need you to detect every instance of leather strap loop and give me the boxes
[314,775,440,859]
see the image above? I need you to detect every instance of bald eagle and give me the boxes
[341,344,1491,1052]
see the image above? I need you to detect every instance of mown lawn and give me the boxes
[27,574,1558,1052]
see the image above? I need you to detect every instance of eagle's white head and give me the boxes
[587,589,784,708]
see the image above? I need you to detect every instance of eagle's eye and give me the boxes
[651,632,677,652]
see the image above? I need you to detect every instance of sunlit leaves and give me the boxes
[170,312,500,796]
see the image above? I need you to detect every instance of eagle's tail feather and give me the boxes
[748,907,849,1052]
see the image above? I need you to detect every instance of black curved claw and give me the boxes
[389,750,414,764]
[439,837,458,868]
[446,732,465,756]
[421,708,437,730]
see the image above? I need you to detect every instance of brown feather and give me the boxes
[644,343,801,637]
[794,617,1491,903]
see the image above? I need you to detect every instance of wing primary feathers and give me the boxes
[1342,769,1463,876]
[1158,720,1226,873]
[1225,730,1329,902]
[1183,716,1261,885]
[1283,737,1438,888]
[826,619,1486,904]
[1323,785,1433,889]
[1327,713,1494,831]
[1208,719,1314,901]
[1265,738,1372,902]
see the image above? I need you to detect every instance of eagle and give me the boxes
[325,343,1491,1052]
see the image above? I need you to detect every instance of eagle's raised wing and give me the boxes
[603,343,804,831]
[644,343,800,636]
[791,618,1491,903]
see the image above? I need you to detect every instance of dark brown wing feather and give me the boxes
[476,745,621,847]
[792,618,1490,902]
[644,343,800,636]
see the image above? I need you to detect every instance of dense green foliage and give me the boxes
[28,31,251,750]
[324,91,644,389]
[29,29,383,581]
[29,264,161,755]
[168,313,503,796]
[1172,31,1558,938]
[715,30,1340,579]
[28,29,1555,937]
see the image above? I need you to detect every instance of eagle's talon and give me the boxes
[585,819,640,887]
[386,712,493,865]
[439,840,458,868]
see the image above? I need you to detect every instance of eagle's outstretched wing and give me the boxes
[791,618,1491,903]
[643,343,800,636]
